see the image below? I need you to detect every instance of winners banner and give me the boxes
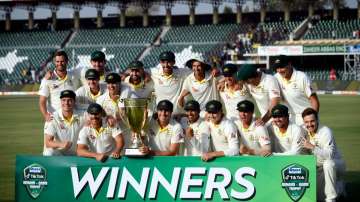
[16,155,316,202]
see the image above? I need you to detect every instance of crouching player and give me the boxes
[77,103,124,162]
[301,108,346,202]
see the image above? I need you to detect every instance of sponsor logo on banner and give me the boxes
[257,46,303,56]
[22,163,48,198]
[281,164,310,201]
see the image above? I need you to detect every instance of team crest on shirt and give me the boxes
[149,129,156,136]
[89,134,96,140]
[52,84,59,89]
[59,123,65,130]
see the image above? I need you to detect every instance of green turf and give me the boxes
[0,95,359,201]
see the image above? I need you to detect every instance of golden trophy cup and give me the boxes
[123,98,148,157]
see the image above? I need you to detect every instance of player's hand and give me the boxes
[61,141,72,150]
[178,96,185,108]
[300,137,315,150]
[106,116,117,127]
[255,118,265,126]
[95,153,108,162]
[139,145,150,155]
[185,127,194,138]
[44,112,53,122]
[144,71,151,83]
[217,79,225,91]
[211,67,220,77]
[240,145,249,154]
[44,70,53,80]
[201,153,215,162]
[111,151,121,159]
[259,150,272,157]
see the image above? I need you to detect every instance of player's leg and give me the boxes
[323,159,337,202]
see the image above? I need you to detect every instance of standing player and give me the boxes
[39,50,77,121]
[79,50,109,86]
[75,69,106,113]
[273,55,320,125]
[77,103,124,162]
[178,56,219,116]
[268,104,305,155]
[202,100,240,161]
[148,51,191,114]
[219,63,250,121]
[43,90,84,156]
[179,100,210,156]
[236,64,282,125]
[96,73,127,124]
[140,100,184,156]
[301,108,345,202]
[234,100,271,156]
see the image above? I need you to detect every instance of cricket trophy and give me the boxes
[123,98,148,157]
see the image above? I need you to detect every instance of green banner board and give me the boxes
[303,45,345,53]
[16,155,316,202]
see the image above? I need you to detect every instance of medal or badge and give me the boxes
[281,164,310,201]
[22,164,48,199]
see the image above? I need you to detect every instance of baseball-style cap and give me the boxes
[127,60,144,70]
[105,73,121,83]
[60,90,76,99]
[235,64,258,81]
[157,100,173,112]
[87,103,104,115]
[91,50,105,61]
[184,100,200,111]
[236,100,255,112]
[205,100,222,113]
[159,51,175,62]
[85,69,100,80]
[271,104,289,117]
[222,63,238,77]
[185,55,211,71]
[272,55,290,69]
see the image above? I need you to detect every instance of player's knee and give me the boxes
[323,159,335,171]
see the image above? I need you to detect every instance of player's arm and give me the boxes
[76,144,108,162]
[143,143,180,156]
[39,95,52,121]
[44,135,71,150]
[111,134,124,159]
[309,93,320,112]
[178,89,190,108]
[257,97,281,126]
[202,151,225,161]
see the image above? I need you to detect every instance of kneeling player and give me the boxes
[77,103,124,162]
[202,100,239,161]
[301,108,346,202]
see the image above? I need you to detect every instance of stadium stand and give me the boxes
[0,30,70,47]
[304,19,360,40]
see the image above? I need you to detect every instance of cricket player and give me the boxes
[140,100,184,156]
[78,50,110,86]
[77,103,124,162]
[96,73,127,124]
[268,104,305,155]
[178,56,219,116]
[39,50,77,121]
[219,63,250,121]
[202,100,240,161]
[122,60,154,99]
[301,108,346,202]
[234,100,271,156]
[75,69,106,113]
[43,90,84,156]
[179,100,210,156]
[148,51,191,114]
[236,64,282,126]
[273,55,320,125]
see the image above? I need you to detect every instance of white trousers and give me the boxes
[317,159,346,202]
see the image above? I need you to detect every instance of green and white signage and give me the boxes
[16,155,316,201]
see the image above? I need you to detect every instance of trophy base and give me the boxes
[125,148,146,157]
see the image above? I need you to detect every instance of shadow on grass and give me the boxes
[338,171,360,202]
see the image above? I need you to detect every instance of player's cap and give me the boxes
[222,63,238,77]
[105,73,121,84]
[236,100,255,112]
[85,69,100,80]
[159,51,175,62]
[157,100,173,112]
[127,60,144,70]
[60,90,76,100]
[184,100,200,111]
[185,55,211,71]
[91,50,105,61]
[87,103,103,115]
[235,64,258,81]
[272,55,290,69]
[205,100,222,113]
[271,104,289,117]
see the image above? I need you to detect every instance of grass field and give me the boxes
[0,95,359,202]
